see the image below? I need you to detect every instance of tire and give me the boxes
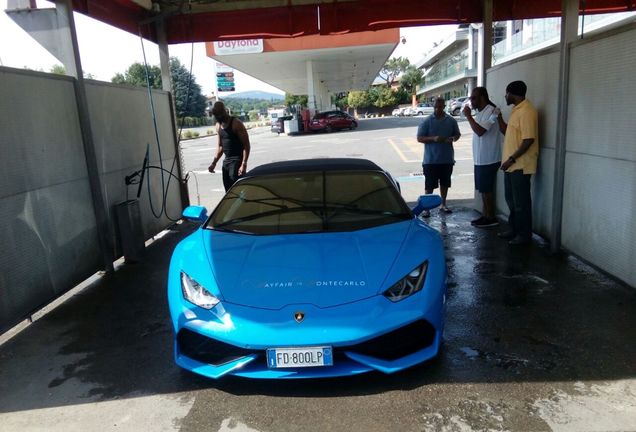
[452,108,460,116]
[326,125,333,133]
[350,122,357,130]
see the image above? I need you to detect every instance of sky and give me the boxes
[0,0,456,96]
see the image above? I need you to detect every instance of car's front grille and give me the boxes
[337,319,436,361]
[177,329,259,366]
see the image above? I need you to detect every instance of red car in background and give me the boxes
[309,111,358,132]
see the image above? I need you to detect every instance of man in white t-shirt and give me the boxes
[463,87,503,228]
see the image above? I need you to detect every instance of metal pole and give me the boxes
[477,0,493,87]
[57,0,115,271]
[156,19,190,210]
[550,0,579,253]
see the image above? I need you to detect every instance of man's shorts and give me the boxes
[422,164,453,190]
[474,162,501,193]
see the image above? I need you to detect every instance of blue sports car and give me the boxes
[168,158,446,379]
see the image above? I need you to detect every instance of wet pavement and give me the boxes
[1,205,635,432]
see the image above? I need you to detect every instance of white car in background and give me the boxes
[413,103,434,116]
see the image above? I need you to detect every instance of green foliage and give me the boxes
[333,92,349,110]
[111,57,206,118]
[50,64,66,75]
[378,56,410,88]
[248,111,260,122]
[170,57,206,118]
[400,65,424,96]
[224,98,280,116]
[178,116,210,127]
[347,90,371,109]
[181,130,200,139]
[373,86,400,108]
[111,63,162,89]
[284,93,308,110]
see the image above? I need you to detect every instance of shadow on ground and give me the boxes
[1,206,635,413]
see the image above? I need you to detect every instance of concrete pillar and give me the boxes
[550,0,579,253]
[477,0,493,87]
[306,61,317,111]
[467,26,475,70]
[157,19,172,93]
[506,20,513,53]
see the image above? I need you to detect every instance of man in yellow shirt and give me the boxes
[496,81,539,245]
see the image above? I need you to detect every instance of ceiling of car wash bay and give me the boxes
[60,0,636,44]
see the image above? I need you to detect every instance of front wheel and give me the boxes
[326,125,333,133]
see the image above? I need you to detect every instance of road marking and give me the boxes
[388,138,420,163]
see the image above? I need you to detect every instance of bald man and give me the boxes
[208,101,251,191]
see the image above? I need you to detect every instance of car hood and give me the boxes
[202,221,413,309]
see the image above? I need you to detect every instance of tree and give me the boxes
[170,57,206,118]
[378,57,410,88]
[373,86,400,108]
[111,62,162,89]
[284,93,308,110]
[111,58,206,118]
[50,64,66,75]
[347,90,370,116]
[400,65,424,96]
[333,92,349,110]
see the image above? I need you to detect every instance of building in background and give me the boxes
[416,12,635,104]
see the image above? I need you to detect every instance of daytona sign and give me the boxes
[213,39,263,55]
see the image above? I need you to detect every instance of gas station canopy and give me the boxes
[206,31,399,95]
[62,0,636,44]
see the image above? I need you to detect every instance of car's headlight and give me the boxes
[180,272,220,309]
[383,261,428,302]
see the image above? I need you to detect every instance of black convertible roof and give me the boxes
[246,158,383,177]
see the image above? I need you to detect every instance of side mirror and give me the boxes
[182,206,208,222]
[412,195,442,216]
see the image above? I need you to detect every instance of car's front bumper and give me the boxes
[170,290,445,379]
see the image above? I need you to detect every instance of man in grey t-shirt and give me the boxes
[417,98,461,217]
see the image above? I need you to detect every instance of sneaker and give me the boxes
[471,216,486,226]
[508,235,531,245]
[421,209,431,218]
[497,230,516,239]
[474,218,500,228]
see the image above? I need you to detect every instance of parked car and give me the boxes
[309,111,357,132]
[170,158,447,379]
[413,103,434,116]
[403,107,417,116]
[447,96,469,116]
[271,115,293,134]
[391,107,402,116]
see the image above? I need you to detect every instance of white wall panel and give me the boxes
[563,26,636,287]
[562,153,636,286]
[0,68,100,330]
[0,69,183,331]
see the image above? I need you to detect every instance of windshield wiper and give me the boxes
[214,206,322,229]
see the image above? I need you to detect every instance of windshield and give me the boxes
[207,170,412,235]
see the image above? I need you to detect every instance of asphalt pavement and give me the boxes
[179,116,476,211]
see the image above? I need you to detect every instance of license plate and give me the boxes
[266,346,333,368]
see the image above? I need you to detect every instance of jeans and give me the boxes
[504,170,532,239]
[222,157,242,192]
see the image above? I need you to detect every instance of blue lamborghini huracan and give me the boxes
[168,159,446,379]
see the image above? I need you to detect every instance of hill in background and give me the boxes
[223,90,284,100]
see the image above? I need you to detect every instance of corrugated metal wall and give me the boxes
[562,26,636,287]
[486,50,560,239]
[0,67,182,332]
